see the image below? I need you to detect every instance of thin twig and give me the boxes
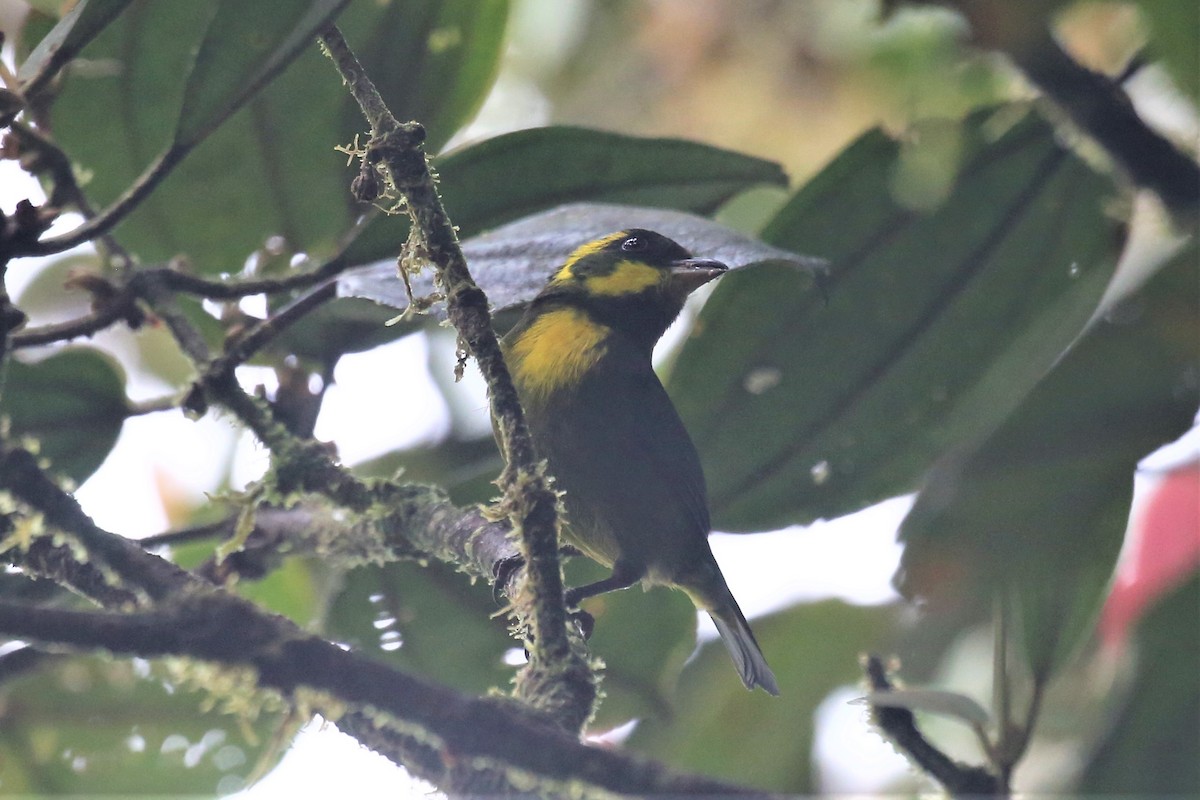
[863,654,1002,797]
[9,300,135,348]
[137,272,211,364]
[124,393,187,416]
[140,517,236,549]
[15,143,192,258]
[218,279,337,368]
[157,257,351,300]
[9,253,351,351]
[7,121,98,215]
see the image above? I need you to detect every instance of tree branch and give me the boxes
[0,588,766,798]
[1011,32,1199,220]
[924,0,1200,221]
[863,654,1001,796]
[8,250,353,352]
[215,279,338,369]
[8,296,141,348]
[317,24,592,731]
[14,143,193,258]
[0,446,191,602]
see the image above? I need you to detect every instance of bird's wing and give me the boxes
[517,329,714,578]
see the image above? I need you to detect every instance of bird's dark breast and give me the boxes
[524,344,713,584]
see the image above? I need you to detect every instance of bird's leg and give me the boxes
[564,561,640,608]
[563,563,641,640]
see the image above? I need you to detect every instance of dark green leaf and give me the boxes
[897,242,1200,675]
[345,0,510,152]
[174,0,351,148]
[0,653,287,795]
[444,127,788,232]
[338,203,822,316]
[0,348,128,484]
[16,0,134,87]
[339,127,790,267]
[1076,573,1200,795]
[671,106,1124,531]
[48,0,509,273]
[49,2,212,219]
[630,601,895,793]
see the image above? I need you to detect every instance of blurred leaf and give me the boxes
[1077,573,1200,795]
[49,2,214,236]
[1134,0,1199,100]
[16,0,134,85]
[0,348,128,484]
[865,5,1011,122]
[339,127,790,267]
[262,296,401,363]
[48,0,508,273]
[348,0,510,153]
[672,106,1124,531]
[860,687,990,726]
[324,561,513,695]
[168,539,324,628]
[0,653,286,795]
[174,0,351,148]
[630,601,895,792]
[897,242,1200,676]
[353,434,502,507]
[235,557,323,628]
[10,253,101,326]
[338,202,820,317]
[18,0,64,16]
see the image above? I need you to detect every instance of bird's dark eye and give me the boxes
[621,236,646,252]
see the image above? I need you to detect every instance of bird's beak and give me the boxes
[668,258,728,294]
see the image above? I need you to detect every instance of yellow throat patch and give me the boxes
[508,308,609,403]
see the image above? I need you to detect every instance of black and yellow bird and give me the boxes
[501,229,779,695]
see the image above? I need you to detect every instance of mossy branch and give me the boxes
[317,24,592,731]
[0,443,767,798]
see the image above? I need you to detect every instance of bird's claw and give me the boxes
[569,608,595,640]
[491,555,524,605]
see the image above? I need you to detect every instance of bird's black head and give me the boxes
[534,229,728,347]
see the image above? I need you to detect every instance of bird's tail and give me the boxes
[708,598,779,696]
